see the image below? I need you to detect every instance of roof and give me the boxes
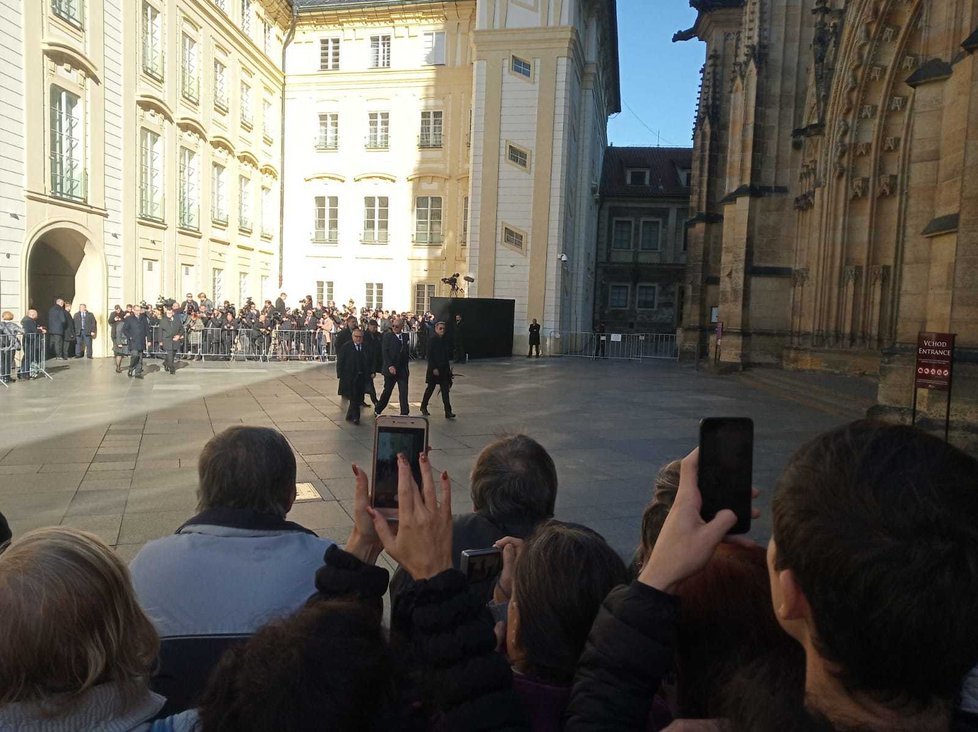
[600,147,693,199]
[291,0,446,8]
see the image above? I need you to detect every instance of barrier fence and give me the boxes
[547,331,678,361]
[0,332,52,385]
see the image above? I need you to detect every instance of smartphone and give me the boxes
[460,547,504,584]
[371,415,429,521]
[698,417,753,534]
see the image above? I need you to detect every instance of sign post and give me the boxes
[912,331,956,441]
[714,321,723,364]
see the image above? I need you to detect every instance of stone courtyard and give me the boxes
[0,356,877,566]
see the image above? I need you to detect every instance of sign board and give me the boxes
[914,332,955,391]
[716,321,724,341]
[610,333,622,342]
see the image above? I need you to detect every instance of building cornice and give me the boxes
[185,0,286,84]
[41,40,100,84]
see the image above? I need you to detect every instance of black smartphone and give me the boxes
[460,547,504,584]
[371,415,429,520]
[698,417,753,534]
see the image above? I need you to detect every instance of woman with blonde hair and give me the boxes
[0,527,194,730]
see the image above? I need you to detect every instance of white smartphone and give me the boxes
[370,415,429,521]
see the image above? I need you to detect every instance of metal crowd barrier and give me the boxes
[142,326,337,363]
[547,331,678,361]
[0,332,52,386]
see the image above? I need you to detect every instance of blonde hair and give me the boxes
[1,311,12,321]
[0,528,159,712]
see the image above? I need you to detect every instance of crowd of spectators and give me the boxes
[1,420,977,731]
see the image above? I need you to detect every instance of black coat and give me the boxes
[333,327,353,376]
[364,330,382,373]
[528,323,541,345]
[425,334,452,385]
[336,341,368,399]
[47,305,69,335]
[382,330,410,374]
[73,311,97,338]
[160,315,184,349]
[121,314,150,351]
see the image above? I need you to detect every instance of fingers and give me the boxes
[675,447,701,509]
[705,508,738,545]
[368,507,396,550]
[352,463,369,511]
[396,453,416,517]
[418,451,437,512]
[493,536,525,551]
[439,469,452,518]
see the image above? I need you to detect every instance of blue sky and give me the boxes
[609,2,702,148]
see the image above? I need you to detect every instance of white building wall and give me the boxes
[0,0,25,312]
[467,60,487,298]
[103,0,125,308]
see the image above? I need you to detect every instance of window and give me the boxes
[213,60,227,111]
[178,147,199,230]
[261,18,271,54]
[49,86,85,202]
[316,280,334,305]
[141,2,164,81]
[214,0,226,11]
[367,112,389,149]
[415,283,435,313]
[640,219,662,251]
[415,196,443,244]
[461,196,469,246]
[627,169,649,186]
[507,144,529,169]
[637,285,658,310]
[239,272,249,304]
[418,110,443,148]
[511,55,531,79]
[261,187,273,236]
[365,283,384,310]
[211,163,228,224]
[612,219,633,250]
[139,128,164,221]
[262,99,273,140]
[52,0,84,29]
[370,35,391,68]
[142,259,160,304]
[314,195,338,242]
[181,264,195,296]
[239,176,252,231]
[318,113,338,149]
[423,31,446,65]
[319,38,340,71]
[240,81,252,127]
[503,226,524,251]
[363,197,388,243]
[609,284,630,309]
[181,34,199,102]
[212,268,224,302]
[260,275,269,300]
[240,0,251,35]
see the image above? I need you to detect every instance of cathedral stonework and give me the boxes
[676,0,978,451]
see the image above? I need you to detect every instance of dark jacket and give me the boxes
[47,305,69,335]
[121,314,150,351]
[425,334,452,385]
[336,341,368,399]
[73,311,97,338]
[364,329,383,373]
[382,330,410,374]
[333,327,354,378]
[160,315,184,349]
[528,323,541,345]
[20,317,39,336]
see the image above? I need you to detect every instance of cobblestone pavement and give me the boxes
[0,355,876,564]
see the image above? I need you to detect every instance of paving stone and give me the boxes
[118,510,189,545]
[65,490,130,517]
[60,513,124,545]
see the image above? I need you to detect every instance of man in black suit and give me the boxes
[73,304,97,359]
[528,318,541,357]
[161,303,184,375]
[337,328,368,424]
[452,313,465,362]
[274,292,287,315]
[121,304,150,378]
[362,319,382,407]
[47,298,71,360]
[420,321,455,419]
[374,318,411,416]
[333,315,357,374]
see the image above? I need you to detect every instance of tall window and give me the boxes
[422,31,446,65]
[365,283,384,310]
[261,187,273,236]
[419,111,442,148]
[612,219,633,250]
[178,147,199,230]
[211,163,228,223]
[319,38,340,70]
[367,112,389,149]
[240,81,252,127]
[461,196,469,246]
[415,196,442,244]
[314,195,338,242]
[52,0,84,28]
[181,34,199,102]
[213,60,228,111]
[414,283,435,313]
[318,113,338,149]
[609,284,629,309]
[370,35,391,68]
[315,281,334,305]
[263,99,273,139]
[139,128,164,221]
[49,86,85,202]
[261,19,272,55]
[363,197,388,243]
[239,176,252,231]
[637,284,658,310]
[640,220,662,251]
[212,268,224,302]
[240,0,251,34]
[141,2,164,81]
[239,272,249,304]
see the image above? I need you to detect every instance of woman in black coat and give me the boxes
[420,322,454,419]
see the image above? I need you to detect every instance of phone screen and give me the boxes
[698,417,753,534]
[461,549,504,584]
[373,426,427,509]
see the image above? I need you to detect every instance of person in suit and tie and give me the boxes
[337,328,369,425]
[420,321,455,419]
[160,303,185,375]
[121,304,150,378]
[73,304,97,359]
[374,318,411,416]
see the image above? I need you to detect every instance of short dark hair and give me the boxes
[773,420,978,710]
[512,521,628,683]
[197,427,296,517]
[197,600,397,731]
[470,434,557,520]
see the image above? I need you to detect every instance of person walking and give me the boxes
[420,321,455,419]
[73,304,97,359]
[336,328,368,425]
[109,305,127,373]
[374,318,411,416]
[121,304,150,378]
[161,302,184,375]
[363,319,382,407]
[528,318,541,357]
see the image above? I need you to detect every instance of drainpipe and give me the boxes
[277,4,298,289]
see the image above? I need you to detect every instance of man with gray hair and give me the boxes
[374,317,411,416]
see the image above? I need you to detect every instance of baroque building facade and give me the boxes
[677,0,978,443]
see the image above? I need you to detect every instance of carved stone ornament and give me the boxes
[889,95,907,112]
[878,174,897,197]
[213,146,230,161]
[860,104,878,120]
[844,265,862,284]
[870,264,890,284]
[855,141,871,157]
[902,54,920,70]
[870,65,886,81]
[884,136,901,152]
[850,177,869,199]
[792,268,810,286]
[881,25,900,43]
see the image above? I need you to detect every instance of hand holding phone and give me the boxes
[371,415,429,521]
[698,417,753,534]
[460,548,504,584]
